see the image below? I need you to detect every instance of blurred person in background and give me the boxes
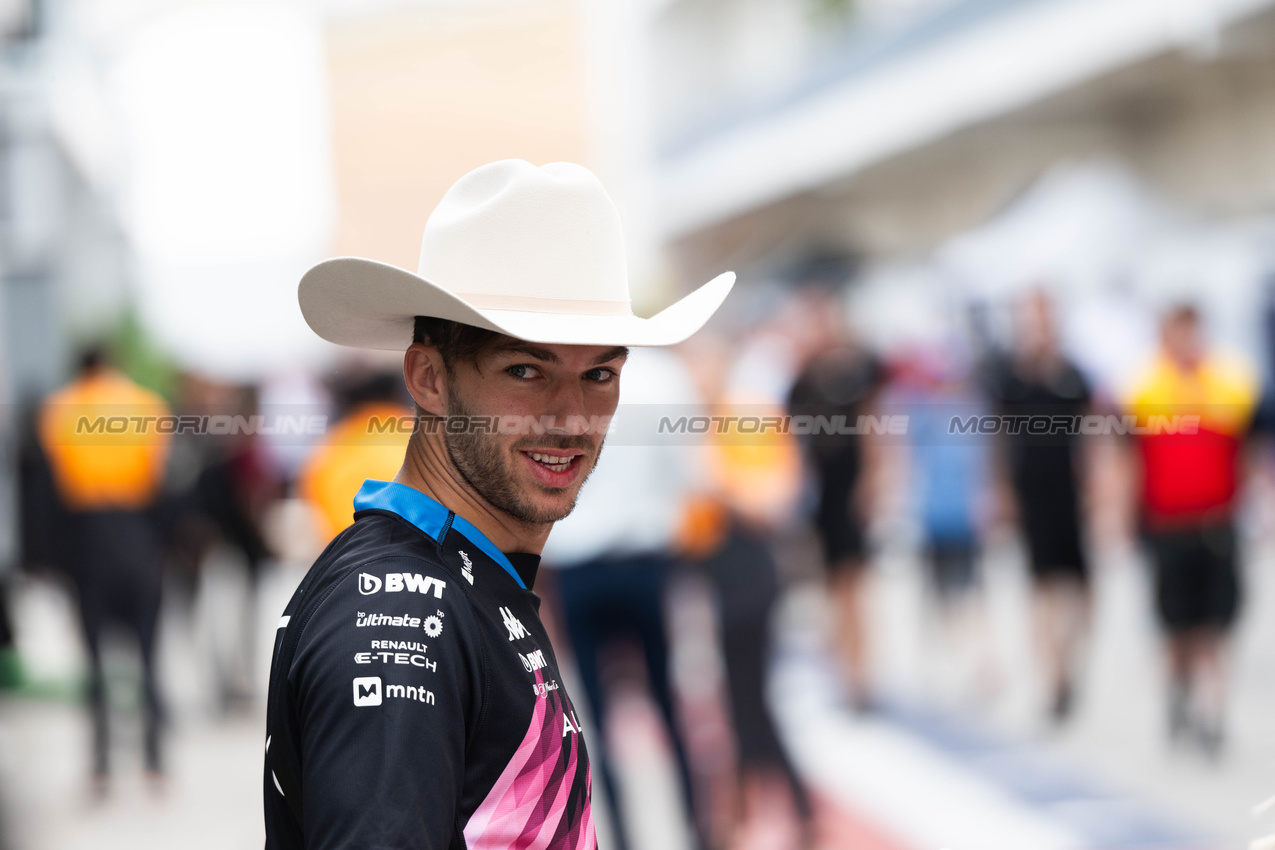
[37,346,172,790]
[188,384,277,585]
[168,376,282,710]
[541,346,706,850]
[684,481,814,848]
[786,300,886,711]
[984,291,1093,724]
[892,346,995,705]
[17,390,73,633]
[1124,304,1258,757]
[0,584,12,689]
[680,320,814,849]
[298,368,412,542]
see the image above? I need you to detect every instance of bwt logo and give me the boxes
[353,676,382,706]
[519,649,548,672]
[358,572,446,598]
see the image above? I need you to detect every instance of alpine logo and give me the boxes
[357,572,446,599]
[518,648,548,672]
[353,676,382,706]
[459,550,474,585]
[500,606,529,642]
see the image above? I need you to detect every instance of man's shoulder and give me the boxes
[295,513,470,627]
[314,511,447,575]
[282,514,482,684]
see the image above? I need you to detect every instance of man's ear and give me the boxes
[403,342,448,417]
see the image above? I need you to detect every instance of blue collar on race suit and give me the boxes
[353,479,526,590]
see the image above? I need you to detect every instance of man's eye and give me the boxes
[507,364,539,380]
[585,368,615,383]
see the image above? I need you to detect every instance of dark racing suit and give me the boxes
[265,480,595,850]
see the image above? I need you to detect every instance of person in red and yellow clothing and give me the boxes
[298,371,411,542]
[1125,305,1258,756]
[38,347,172,789]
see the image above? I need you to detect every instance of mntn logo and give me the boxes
[353,676,382,706]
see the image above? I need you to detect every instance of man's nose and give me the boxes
[543,382,591,436]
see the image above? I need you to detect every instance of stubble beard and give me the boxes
[442,387,601,526]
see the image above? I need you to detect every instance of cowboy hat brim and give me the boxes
[299,257,735,350]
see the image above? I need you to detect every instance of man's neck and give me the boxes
[393,437,552,555]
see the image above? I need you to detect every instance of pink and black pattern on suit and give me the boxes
[465,669,593,849]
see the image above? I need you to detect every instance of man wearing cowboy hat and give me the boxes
[264,160,733,849]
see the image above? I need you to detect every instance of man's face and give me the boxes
[1162,311,1203,370]
[1013,291,1051,352]
[442,341,627,525]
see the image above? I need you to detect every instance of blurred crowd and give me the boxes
[5,266,1272,850]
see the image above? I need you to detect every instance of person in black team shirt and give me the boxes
[786,319,885,711]
[265,160,734,850]
[984,291,1092,723]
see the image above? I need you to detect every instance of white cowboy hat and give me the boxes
[299,160,734,349]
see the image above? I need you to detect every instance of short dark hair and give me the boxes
[1165,303,1200,325]
[78,344,109,374]
[334,370,406,414]
[412,316,504,365]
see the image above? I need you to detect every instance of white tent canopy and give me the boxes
[656,0,1275,238]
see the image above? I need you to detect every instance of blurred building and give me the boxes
[587,0,1275,361]
[2,0,120,582]
[326,0,589,271]
[3,0,589,384]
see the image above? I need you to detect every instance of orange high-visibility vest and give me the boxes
[39,370,171,510]
[298,402,412,540]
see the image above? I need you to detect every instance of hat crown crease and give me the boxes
[417,160,631,315]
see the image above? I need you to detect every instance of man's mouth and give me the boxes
[523,451,578,473]
[518,449,589,488]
